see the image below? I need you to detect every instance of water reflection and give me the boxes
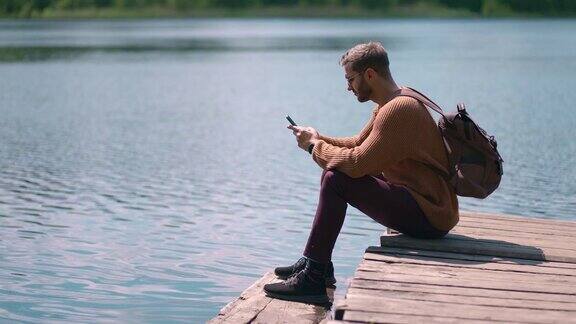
[0,36,399,62]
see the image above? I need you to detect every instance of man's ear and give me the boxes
[365,68,377,80]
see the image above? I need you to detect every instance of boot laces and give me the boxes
[284,270,306,286]
[285,257,306,281]
[293,257,306,270]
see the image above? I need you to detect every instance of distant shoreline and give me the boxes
[2,5,576,20]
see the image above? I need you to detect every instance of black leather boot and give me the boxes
[274,257,337,288]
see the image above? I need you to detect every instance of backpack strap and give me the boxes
[395,87,456,181]
[397,87,446,118]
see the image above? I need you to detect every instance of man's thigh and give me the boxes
[322,169,429,234]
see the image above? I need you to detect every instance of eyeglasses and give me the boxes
[345,71,363,85]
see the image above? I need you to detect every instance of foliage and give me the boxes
[1,0,575,18]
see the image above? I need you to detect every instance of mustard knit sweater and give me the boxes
[312,96,459,231]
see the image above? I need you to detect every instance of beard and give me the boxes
[355,78,372,102]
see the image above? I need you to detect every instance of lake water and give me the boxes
[0,18,575,323]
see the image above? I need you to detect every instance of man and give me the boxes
[263,42,459,304]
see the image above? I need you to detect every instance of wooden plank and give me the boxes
[354,268,576,295]
[209,272,276,324]
[252,296,331,324]
[350,278,576,303]
[336,295,576,323]
[378,235,576,263]
[451,226,575,249]
[358,258,576,286]
[364,251,576,276]
[357,263,576,294]
[357,259,576,286]
[377,234,565,262]
[209,272,330,324]
[453,223,576,239]
[456,223,576,239]
[455,223,576,240]
[450,234,575,256]
[445,233,574,253]
[459,213,576,228]
[460,211,576,228]
[366,246,576,270]
[342,310,524,324]
[346,287,576,311]
[456,220,576,237]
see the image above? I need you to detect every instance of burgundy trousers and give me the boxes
[303,169,447,263]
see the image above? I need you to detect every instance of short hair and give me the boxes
[340,42,390,77]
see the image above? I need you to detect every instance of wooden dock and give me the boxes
[208,272,334,323]
[210,211,576,323]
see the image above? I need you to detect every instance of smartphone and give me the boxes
[286,115,297,126]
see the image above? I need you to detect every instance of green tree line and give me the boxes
[2,0,576,17]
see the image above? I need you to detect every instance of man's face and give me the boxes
[344,64,371,103]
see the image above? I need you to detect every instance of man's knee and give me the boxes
[321,169,346,188]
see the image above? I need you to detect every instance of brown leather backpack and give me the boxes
[398,87,503,199]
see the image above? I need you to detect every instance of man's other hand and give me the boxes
[287,125,319,151]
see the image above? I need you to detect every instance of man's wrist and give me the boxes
[307,139,319,154]
[307,143,315,154]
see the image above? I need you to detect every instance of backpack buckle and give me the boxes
[457,103,467,113]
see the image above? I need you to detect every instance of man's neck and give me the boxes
[372,80,400,107]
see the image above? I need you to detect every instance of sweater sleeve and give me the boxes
[312,97,421,178]
[316,106,378,148]
[317,134,359,148]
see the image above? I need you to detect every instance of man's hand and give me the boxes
[287,125,319,152]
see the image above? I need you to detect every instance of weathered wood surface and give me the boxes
[209,272,333,324]
[332,211,576,323]
[378,212,576,263]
